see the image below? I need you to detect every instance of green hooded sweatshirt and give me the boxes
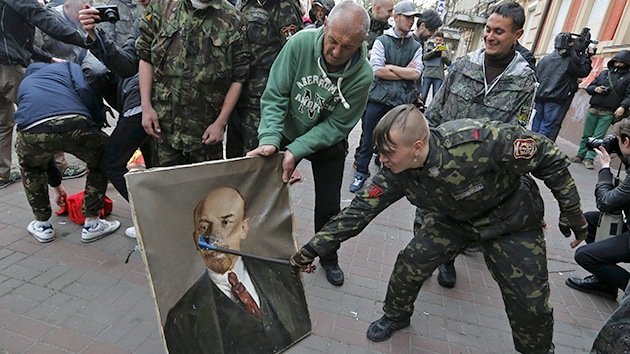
[258,27,373,160]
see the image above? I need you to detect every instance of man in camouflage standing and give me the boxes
[423,2,537,287]
[366,0,394,51]
[291,104,588,352]
[136,0,249,166]
[225,0,303,158]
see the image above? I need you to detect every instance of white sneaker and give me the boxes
[27,221,55,243]
[124,226,137,239]
[81,219,120,243]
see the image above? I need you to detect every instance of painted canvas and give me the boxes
[125,155,311,353]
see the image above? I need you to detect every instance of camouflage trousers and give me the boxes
[591,282,630,353]
[384,212,554,354]
[156,139,223,167]
[226,92,262,158]
[16,116,108,221]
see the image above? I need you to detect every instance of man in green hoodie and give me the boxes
[247,0,373,286]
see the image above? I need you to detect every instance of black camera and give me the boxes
[586,135,621,155]
[554,27,598,56]
[94,5,120,23]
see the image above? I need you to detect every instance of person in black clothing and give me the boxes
[0,0,91,189]
[79,0,155,238]
[531,32,593,139]
[566,119,630,301]
[515,41,535,71]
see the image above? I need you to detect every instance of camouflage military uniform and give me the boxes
[16,116,108,221]
[226,0,302,158]
[366,8,390,51]
[591,283,630,353]
[136,0,249,166]
[95,0,145,47]
[305,119,584,353]
[424,48,537,128]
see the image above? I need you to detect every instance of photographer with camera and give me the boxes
[78,0,153,238]
[572,50,630,169]
[531,30,593,140]
[565,121,630,301]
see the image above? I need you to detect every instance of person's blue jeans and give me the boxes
[531,101,564,138]
[355,102,392,175]
[421,77,443,102]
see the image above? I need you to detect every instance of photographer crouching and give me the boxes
[565,121,630,301]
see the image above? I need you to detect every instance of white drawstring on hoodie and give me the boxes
[317,56,351,110]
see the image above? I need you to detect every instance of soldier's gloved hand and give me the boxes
[290,247,316,273]
[559,211,588,248]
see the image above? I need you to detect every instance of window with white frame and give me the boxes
[546,0,572,53]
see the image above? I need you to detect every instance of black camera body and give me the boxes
[586,135,621,155]
[554,27,598,56]
[94,5,120,23]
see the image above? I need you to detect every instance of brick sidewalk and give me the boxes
[0,125,623,353]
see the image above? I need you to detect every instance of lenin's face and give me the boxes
[193,188,249,274]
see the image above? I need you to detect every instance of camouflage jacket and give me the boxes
[425,48,537,128]
[136,0,250,151]
[306,119,582,256]
[366,8,390,51]
[238,0,302,95]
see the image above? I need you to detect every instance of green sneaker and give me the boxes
[62,164,88,180]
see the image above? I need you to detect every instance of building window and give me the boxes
[546,0,572,53]
[584,0,611,41]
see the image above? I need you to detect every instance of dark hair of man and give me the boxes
[615,119,630,143]
[491,2,525,32]
[373,104,429,156]
[418,10,442,31]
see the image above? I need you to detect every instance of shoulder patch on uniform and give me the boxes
[442,128,486,148]
[513,138,537,159]
[367,185,384,198]
[145,13,152,21]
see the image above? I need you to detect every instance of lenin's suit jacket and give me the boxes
[163,258,311,354]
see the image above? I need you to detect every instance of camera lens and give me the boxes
[586,137,603,150]
[104,9,117,22]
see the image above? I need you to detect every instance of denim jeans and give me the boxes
[421,77,443,102]
[354,102,392,175]
[531,101,564,138]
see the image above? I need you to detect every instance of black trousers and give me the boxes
[100,113,155,201]
[298,139,347,266]
[575,229,630,291]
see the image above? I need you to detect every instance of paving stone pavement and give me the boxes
[0,123,627,354]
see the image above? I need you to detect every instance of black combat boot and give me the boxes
[366,315,410,342]
[565,275,617,301]
[321,263,344,286]
[437,260,456,288]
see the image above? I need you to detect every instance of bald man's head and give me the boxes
[372,0,394,22]
[193,187,250,274]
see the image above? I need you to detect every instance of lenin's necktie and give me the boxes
[228,272,262,320]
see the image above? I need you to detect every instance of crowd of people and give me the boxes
[2,0,630,352]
